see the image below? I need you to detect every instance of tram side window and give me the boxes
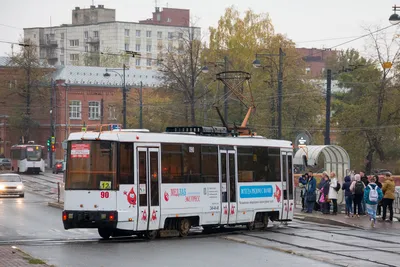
[119,143,134,184]
[267,148,281,182]
[161,144,183,183]
[182,144,201,183]
[201,145,218,183]
[237,147,254,182]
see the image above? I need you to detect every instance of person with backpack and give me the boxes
[350,174,365,217]
[364,176,383,228]
[305,172,316,213]
[375,175,383,217]
[382,173,396,222]
[328,171,339,215]
[342,175,353,217]
[299,173,308,211]
[360,171,369,215]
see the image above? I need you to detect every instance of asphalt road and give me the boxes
[0,191,334,267]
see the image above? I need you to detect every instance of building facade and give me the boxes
[23,5,201,67]
[297,47,337,78]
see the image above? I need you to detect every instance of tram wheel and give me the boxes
[178,218,191,237]
[145,230,158,240]
[98,228,113,239]
[246,221,255,231]
[262,214,269,230]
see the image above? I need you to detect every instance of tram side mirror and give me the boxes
[302,155,308,167]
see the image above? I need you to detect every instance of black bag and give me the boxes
[335,182,341,192]
[306,193,316,203]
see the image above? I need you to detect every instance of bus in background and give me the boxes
[10,142,45,174]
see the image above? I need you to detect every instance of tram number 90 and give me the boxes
[100,191,110,198]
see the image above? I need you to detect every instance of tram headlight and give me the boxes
[0,185,4,190]
[17,185,23,190]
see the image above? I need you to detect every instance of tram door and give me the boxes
[136,146,161,231]
[280,151,294,220]
[219,149,237,225]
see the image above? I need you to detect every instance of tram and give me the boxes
[62,125,295,239]
[10,142,45,174]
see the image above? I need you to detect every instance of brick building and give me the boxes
[296,47,337,78]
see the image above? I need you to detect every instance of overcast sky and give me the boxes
[0,0,397,57]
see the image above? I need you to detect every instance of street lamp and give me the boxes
[252,48,285,139]
[103,64,127,129]
[201,56,229,123]
[389,5,400,25]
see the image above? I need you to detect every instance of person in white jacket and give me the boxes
[328,172,338,215]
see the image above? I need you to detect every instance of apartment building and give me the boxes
[23,5,201,68]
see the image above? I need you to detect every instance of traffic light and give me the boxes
[47,137,51,151]
[51,136,55,145]
[51,144,55,152]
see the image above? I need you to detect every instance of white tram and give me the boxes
[62,125,295,239]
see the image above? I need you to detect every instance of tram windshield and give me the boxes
[66,140,117,190]
[26,146,43,161]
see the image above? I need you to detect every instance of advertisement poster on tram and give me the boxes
[161,184,220,212]
[237,182,281,210]
[70,144,90,158]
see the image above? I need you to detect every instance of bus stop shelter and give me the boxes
[294,145,351,203]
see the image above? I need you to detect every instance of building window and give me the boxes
[92,45,99,52]
[88,101,101,120]
[135,59,141,66]
[168,42,173,51]
[146,59,152,67]
[61,47,65,54]
[178,41,184,51]
[69,39,79,46]
[125,29,130,36]
[108,105,117,120]
[167,18,172,23]
[61,33,64,39]
[84,46,88,52]
[94,31,99,37]
[305,67,311,74]
[168,32,173,39]
[157,31,162,39]
[146,31,152,38]
[69,101,81,119]
[70,54,79,61]
[178,32,183,39]
[125,43,129,51]
[84,31,88,38]
[135,44,141,51]
[136,30,141,37]
[61,61,65,65]
[146,44,152,52]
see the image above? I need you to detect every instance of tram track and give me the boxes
[287,223,400,245]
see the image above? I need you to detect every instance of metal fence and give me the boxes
[294,187,400,214]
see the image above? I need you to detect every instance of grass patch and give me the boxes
[28,258,46,264]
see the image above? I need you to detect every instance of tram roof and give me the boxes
[68,130,293,149]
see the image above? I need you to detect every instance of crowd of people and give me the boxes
[299,171,396,227]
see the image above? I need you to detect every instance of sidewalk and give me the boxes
[294,207,400,229]
[0,246,51,267]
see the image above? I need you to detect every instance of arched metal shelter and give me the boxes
[294,145,351,203]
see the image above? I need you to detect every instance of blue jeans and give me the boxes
[306,201,314,213]
[362,199,366,214]
[345,195,353,215]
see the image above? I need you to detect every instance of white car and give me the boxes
[0,173,24,198]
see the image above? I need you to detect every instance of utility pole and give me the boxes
[50,79,55,168]
[122,64,127,129]
[277,48,284,140]
[139,81,143,129]
[325,69,332,145]
[223,55,228,123]
[100,98,104,124]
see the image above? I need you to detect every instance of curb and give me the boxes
[222,235,348,267]
[48,202,64,209]
[294,213,363,229]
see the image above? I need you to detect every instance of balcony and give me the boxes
[85,37,100,44]
[40,38,58,47]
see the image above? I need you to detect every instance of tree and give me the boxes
[157,26,203,125]
[327,29,400,173]
[205,7,323,139]
[6,39,52,142]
